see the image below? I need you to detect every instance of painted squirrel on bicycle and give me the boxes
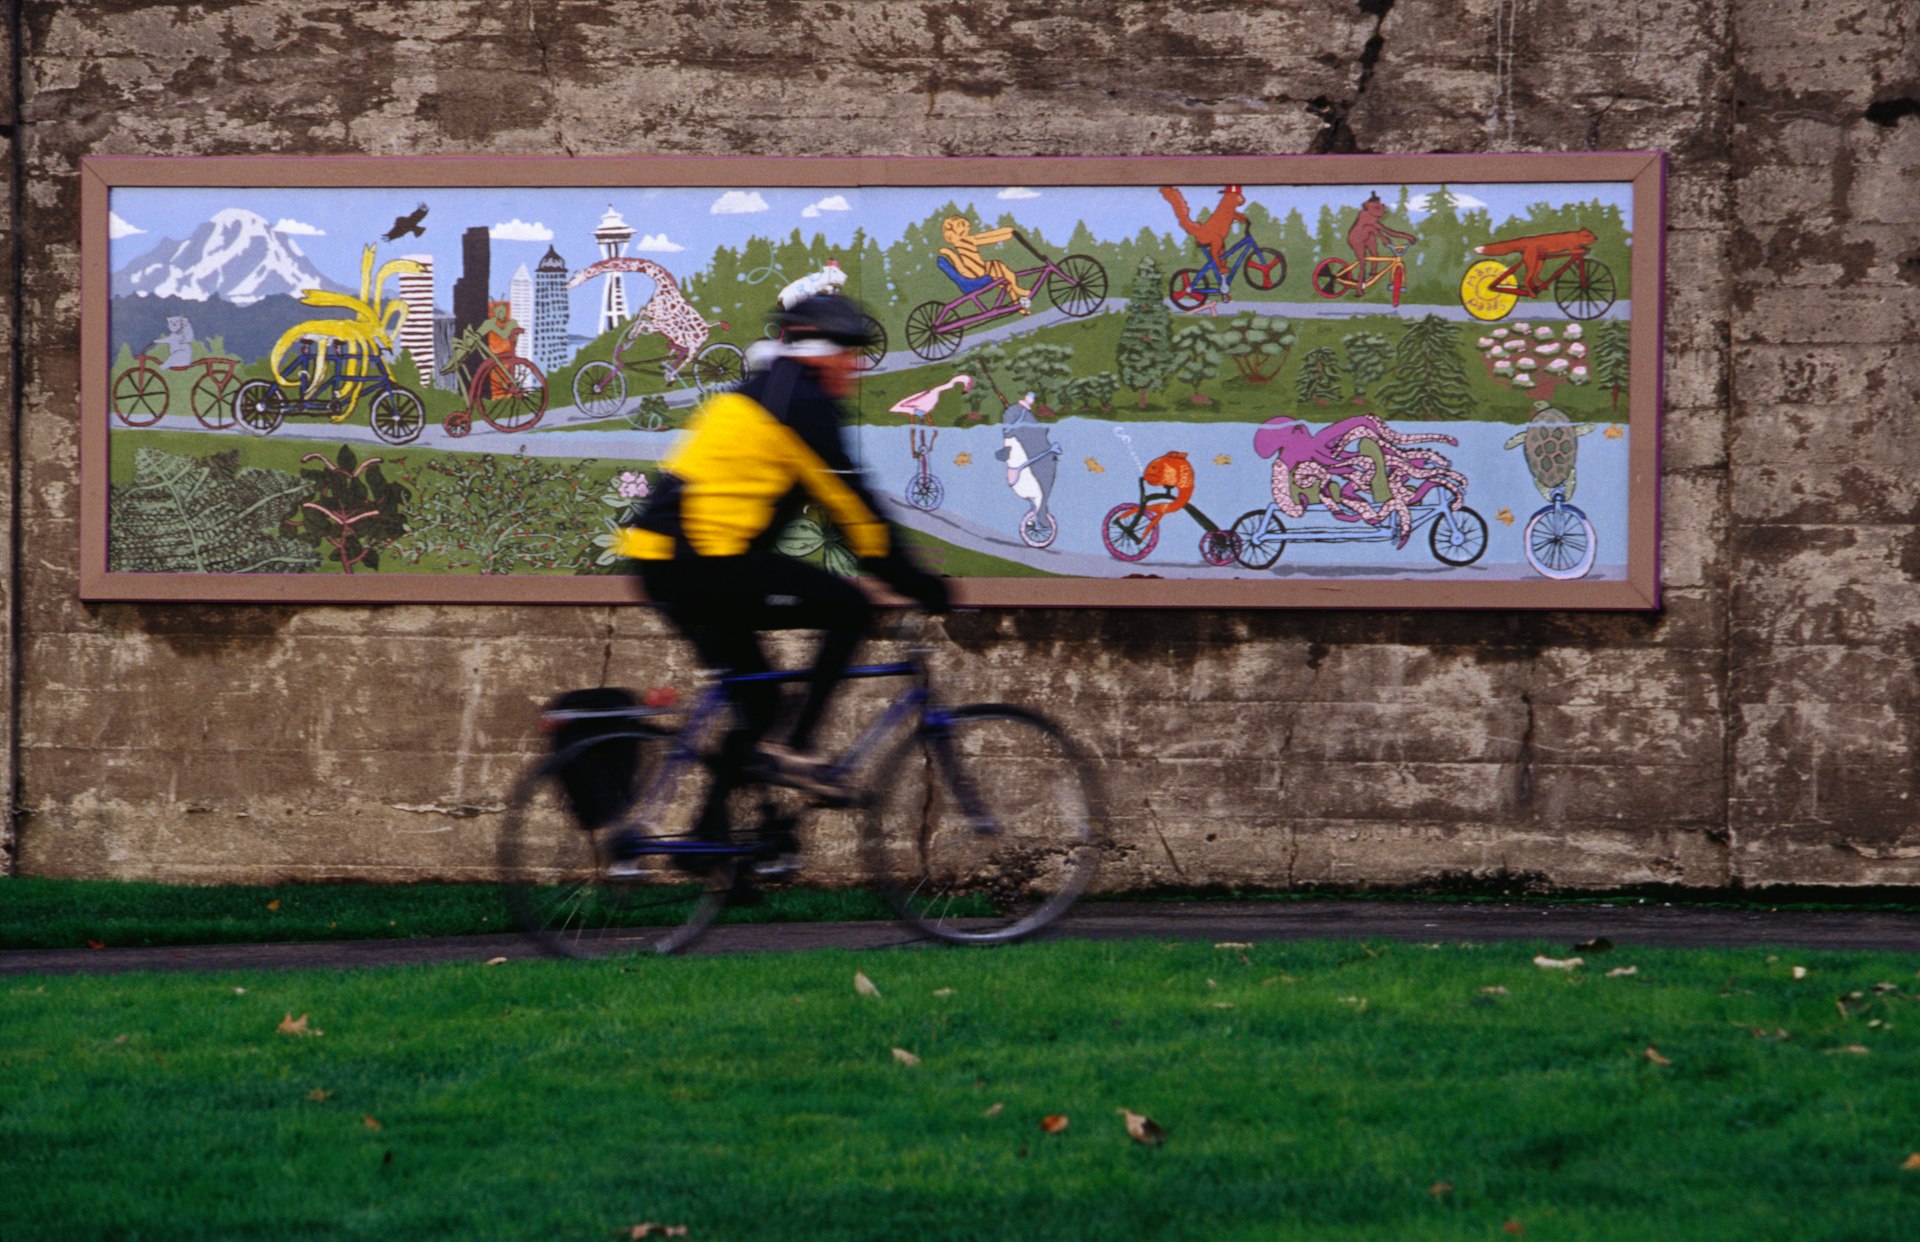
[1159,185,1247,273]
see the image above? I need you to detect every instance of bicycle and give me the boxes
[1460,245,1617,322]
[1520,488,1597,580]
[437,324,549,437]
[1100,451,1241,567]
[904,233,1107,361]
[111,352,244,430]
[231,337,427,444]
[498,619,1103,957]
[1310,237,1416,307]
[570,321,745,420]
[1167,230,1287,312]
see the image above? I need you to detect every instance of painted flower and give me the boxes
[1513,371,1536,387]
[1547,358,1571,373]
[1494,359,1514,373]
[1536,342,1561,356]
[615,471,650,500]
[1516,357,1538,371]
[1492,328,1510,339]
[1513,322,1532,334]
[1477,337,1496,350]
[1563,323,1584,340]
[1570,366,1590,385]
[1534,325,1555,341]
[1568,342,1588,358]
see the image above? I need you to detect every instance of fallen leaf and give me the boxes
[1206,978,1218,989]
[1084,457,1104,474]
[1533,955,1583,971]
[1791,965,1808,980]
[485,957,509,966]
[1212,1002,1236,1010]
[623,1224,689,1239]
[277,1012,323,1037]
[1495,507,1515,526]
[1901,1153,1920,1171]
[1481,985,1510,996]
[953,452,972,466]
[932,988,954,997]
[307,1089,332,1102]
[1644,1045,1672,1066]
[1429,1181,1453,1198]
[1830,1044,1871,1056]
[1574,937,1613,953]
[233,987,247,994]
[1873,982,1899,994]
[891,1047,921,1067]
[266,900,281,911]
[1119,1109,1166,1146]
[984,1102,1004,1118]
[1604,425,1624,439]
[1040,1114,1070,1134]
[854,971,881,999]
[1214,942,1252,950]
[1213,453,1232,467]
[362,1115,382,1131]
[1606,966,1638,978]
[1339,995,1368,1012]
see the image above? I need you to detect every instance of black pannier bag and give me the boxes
[542,687,644,830]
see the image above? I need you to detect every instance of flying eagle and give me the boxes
[381,202,429,242]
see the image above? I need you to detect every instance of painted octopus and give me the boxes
[1254,415,1468,548]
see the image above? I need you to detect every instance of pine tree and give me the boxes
[1116,257,1174,409]
[1170,322,1223,404]
[1342,332,1392,400]
[1008,342,1076,414]
[1592,318,1630,411]
[1296,347,1345,405]
[1374,314,1474,420]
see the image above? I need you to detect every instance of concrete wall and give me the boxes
[3,0,1914,889]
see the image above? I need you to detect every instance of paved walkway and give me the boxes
[6,900,1920,976]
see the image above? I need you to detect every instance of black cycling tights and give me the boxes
[635,553,873,752]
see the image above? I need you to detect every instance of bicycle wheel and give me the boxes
[189,371,236,430]
[693,342,745,394]
[857,313,888,370]
[1019,509,1058,549]
[1101,502,1158,561]
[1241,245,1286,291]
[572,359,627,419]
[232,379,286,435]
[1168,269,1208,311]
[1311,257,1351,300]
[498,748,736,959]
[1553,258,1617,321]
[1459,260,1519,321]
[477,357,548,432]
[1230,509,1286,569]
[112,366,169,426]
[863,705,1100,945]
[1523,502,1597,579]
[904,472,944,512]
[1199,528,1240,567]
[905,301,963,360]
[1046,254,1108,317]
[1429,505,1489,567]
[369,388,425,444]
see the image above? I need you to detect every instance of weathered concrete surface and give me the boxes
[1,1,1913,890]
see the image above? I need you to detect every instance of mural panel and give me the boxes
[79,154,1663,608]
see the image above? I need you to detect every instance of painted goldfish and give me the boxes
[1213,453,1232,467]
[1495,507,1515,527]
[953,452,972,466]
[1603,425,1624,439]
[1085,457,1105,474]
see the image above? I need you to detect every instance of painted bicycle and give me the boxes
[1460,229,1617,322]
[571,322,745,420]
[1100,450,1242,567]
[111,352,244,430]
[231,337,427,445]
[438,323,549,437]
[1310,236,1416,307]
[904,233,1107,361]
[1167,229,1288,312]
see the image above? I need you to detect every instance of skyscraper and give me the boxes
[452,225,490,381]
[592,206,633,334]
[534,245,570,373]
[395,254,436,379]
[508,263,536,361]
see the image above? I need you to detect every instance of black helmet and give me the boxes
[771,293,877,347]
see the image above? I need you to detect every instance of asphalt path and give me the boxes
[7,899,1920,977]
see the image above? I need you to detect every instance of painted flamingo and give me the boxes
[894,376,972,513]
[890,374,974,420]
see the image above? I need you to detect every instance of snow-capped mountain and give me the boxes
[111,209,347,304]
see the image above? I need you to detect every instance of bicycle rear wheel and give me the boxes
[498,745,736,958]
[863,704,1100,945]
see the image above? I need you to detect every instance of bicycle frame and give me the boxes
[1488,250,1586,298]
[936,234,1065,325]
[1240,487,1462,546]
[1188,232,1264,292]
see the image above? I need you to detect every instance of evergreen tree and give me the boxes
[1116,257,1174,409]
[1008,342,1076,414]
[1216,312,1296,384]
[1296,347,1345,406]
[1281,207,1314,266]
[1592,318,1630,411]
[1342,331,1392,399]
[1170,322,1223,404]
[1374,314,1475,420]
[1313,205,1343,263]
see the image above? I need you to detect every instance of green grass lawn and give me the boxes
[3,938,1918,1239]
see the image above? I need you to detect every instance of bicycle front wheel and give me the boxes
[863,705,1100,945]
[498,748,736,959]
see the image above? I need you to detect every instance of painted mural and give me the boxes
[87,158,1659,605]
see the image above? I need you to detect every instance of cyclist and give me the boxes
[611,293,950,858]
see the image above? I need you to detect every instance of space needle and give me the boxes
[592,205,634,333]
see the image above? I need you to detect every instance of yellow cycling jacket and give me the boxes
[612,373,891,563]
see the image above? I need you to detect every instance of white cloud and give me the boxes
[272,217,325,236]
[997,187,1041,200]
[711,190,770,215]
[109,212,146,239]
[1407,190,1489,216]
[490,218,554,241]
[801,194,852,218]
[635,233,685,253]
